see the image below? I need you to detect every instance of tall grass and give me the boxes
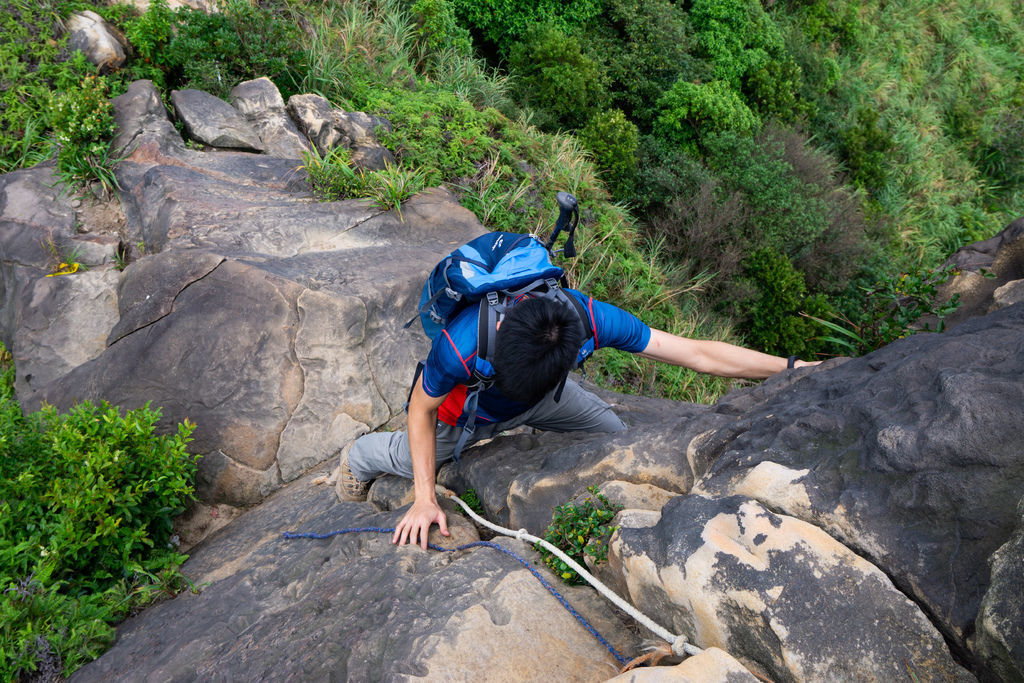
[783,0,1024,265]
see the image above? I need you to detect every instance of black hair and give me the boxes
[492,297,584,404]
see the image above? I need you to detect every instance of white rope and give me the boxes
[445,491,703,657]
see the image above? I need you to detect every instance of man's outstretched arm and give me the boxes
[392,377,450,549]
[638,328,819,379]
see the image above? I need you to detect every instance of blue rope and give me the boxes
[282,527,630,665]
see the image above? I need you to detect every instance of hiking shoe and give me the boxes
[336,440,371,502]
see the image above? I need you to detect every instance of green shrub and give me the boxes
[451,0,603,45]
[578,109,638,199]
[739,247,830,357]
[508,23,607,131]
[536,486,621,585]
[409,0,472,58]
[0,358,197,678]
[0,0,93,172]
[124,0,302,99]
[838,107,893,193]
[655,79,760,154]
[50,70,119,190]
[813,265,963,356]
[581,0,708,130]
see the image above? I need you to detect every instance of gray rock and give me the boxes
[610,495,972,682]
[66,11,128,73]
[13,268,120,398]
[973,496,1024,682]
[286,93,347,154]
[992,278,1024,309]
[690,304,1024,650]
[70,472,643,681]
[110,80,184,158]
[171,89,264,151]
[938,218,1024,327]
[435,384,710,533]
[286,93,394,170]
[230,77,310,160]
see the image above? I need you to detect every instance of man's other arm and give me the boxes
[392,376,450,549]
[638,328,820,379]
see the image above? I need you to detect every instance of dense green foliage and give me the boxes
[0,356,197,679]
[537,486,621,585]
[5,0,1021,385]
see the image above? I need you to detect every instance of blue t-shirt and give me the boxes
[421,289,651,426]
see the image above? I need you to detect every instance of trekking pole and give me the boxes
[545,191,579,258]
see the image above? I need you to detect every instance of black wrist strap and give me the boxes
[787,355,797,369]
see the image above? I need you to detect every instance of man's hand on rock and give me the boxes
[393,498,450,549]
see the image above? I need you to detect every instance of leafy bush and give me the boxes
[536,486,621,585]
[508,23,607,131]
[738,247,830,357]
[125,0,302,99]
[451,0,603,45]
[0,358,198,678]
[838,107,893,194]
[408,0,472,59]
[578,109,638,199]
[813,265,963,355]
[581,0,708,130]
[655,79,760,155]
[0,0,93,172]
[50,70,119,190]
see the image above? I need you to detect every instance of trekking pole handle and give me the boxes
[545,192,579,254]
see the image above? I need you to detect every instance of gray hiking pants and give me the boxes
[347,380,626,481]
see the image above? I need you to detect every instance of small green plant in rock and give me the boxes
[536,486,622,585]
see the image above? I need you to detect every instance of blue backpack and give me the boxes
[405,193,592,459]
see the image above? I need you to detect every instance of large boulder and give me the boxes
[609,495,970,681]
[170,88,264,151]
[938,218,1024,326]
[688,303,1024,658]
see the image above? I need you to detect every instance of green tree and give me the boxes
[655,79,759,154]
[508,24,607,130]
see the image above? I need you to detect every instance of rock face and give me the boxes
[4,77,1023,680]
[71,472,643,681]
[9,80,483,507]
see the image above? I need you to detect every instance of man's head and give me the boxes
[492,297,585,404]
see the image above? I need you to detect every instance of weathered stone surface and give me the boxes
[939,218,1024,326]
[690,304,1024,651]
[171,88,264,151]
[606,648,756,682]
[438,386,710,532]
[286,93,394,169]
[973,496,1024,682]
[610,495,971,682]
[110,80,184,158]
[992,278,1024,309]
[287,93,347,153]
[66,11,128,73]
[71,472,642,681]
[13,268,119,398]
[230,77,310,160]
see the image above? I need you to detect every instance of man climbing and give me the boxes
[338,290,819,549]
